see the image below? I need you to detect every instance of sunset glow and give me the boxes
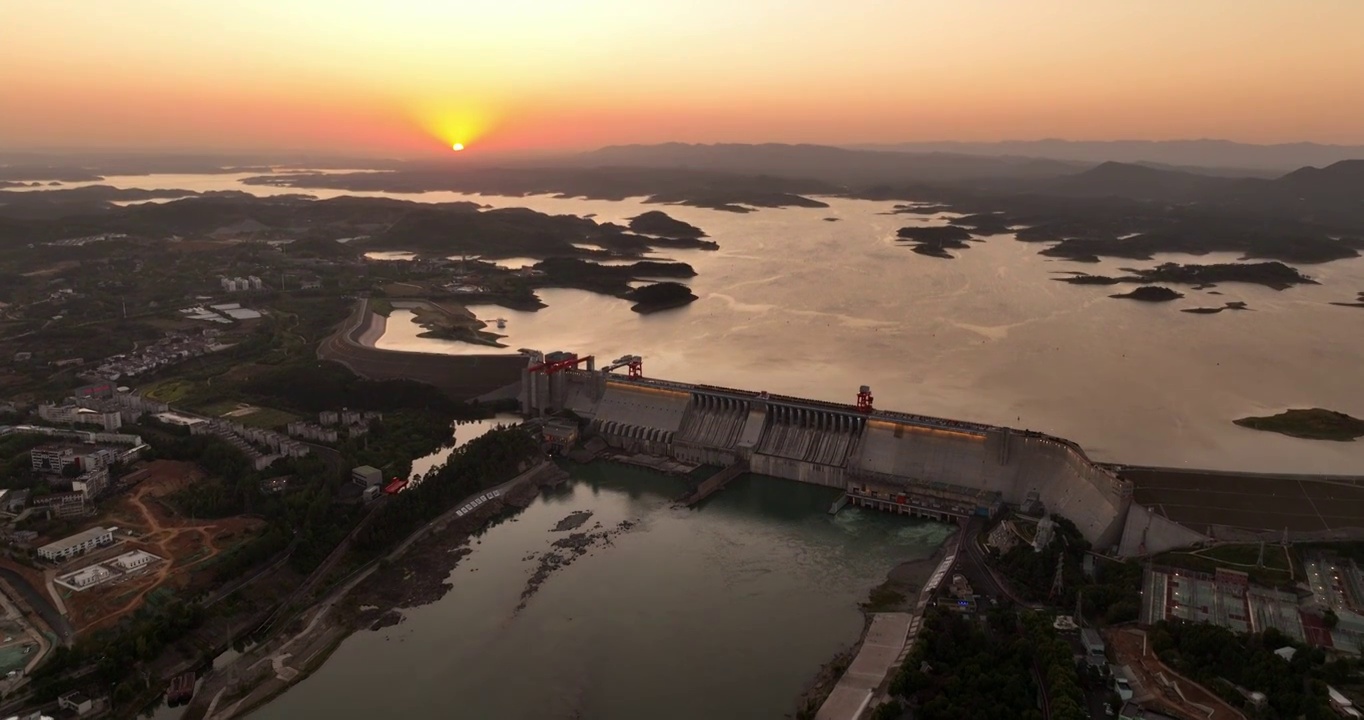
[3,0,1364,156]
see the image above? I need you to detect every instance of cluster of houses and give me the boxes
[92,330,232,380]
[286,409,382,444]
[190,417,310,470]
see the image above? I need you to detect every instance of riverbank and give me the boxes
[793,524,958,717]
[181,461,568,720]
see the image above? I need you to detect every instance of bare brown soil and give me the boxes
[64,460,264,634]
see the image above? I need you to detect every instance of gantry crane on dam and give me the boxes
[521,350,645,415]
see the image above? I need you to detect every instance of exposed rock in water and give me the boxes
[910,243,958,259]
[1110,286,1183,302]
[517,520,638,612]
[1181,301,1250,314]
[368,610,405,632]
[1330,291,1364,308]
[552,510,594,532]
[1055,275,1125,285]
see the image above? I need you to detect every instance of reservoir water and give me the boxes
[250,465,952,720]
[56,171,1364,719]
[47,172,1364,473]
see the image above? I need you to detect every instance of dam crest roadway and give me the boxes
[520,351,1364,557]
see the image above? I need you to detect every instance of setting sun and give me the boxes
[452,143,464,151]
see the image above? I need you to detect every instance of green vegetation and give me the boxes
[1234,408,1364,441]
[29,596,206,707]
[627,282,698,313]
[0,432,46,489]
[352,425,540,556]
[886,608,1085,720]
[994,515,1143,624]
[1155,542,1297,589]
[1151,620,1361,719]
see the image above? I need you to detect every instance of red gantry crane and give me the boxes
[601,354,643,379]
[856,385,874,413]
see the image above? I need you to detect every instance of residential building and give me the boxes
[37,527,113,561]
[318,410,339,426]
[72,468,109,499]
[352,465,382,490]
[32,491,88,519]
[30,444,117,474]
[58,690,94,715]
[30,445,76,473]
[37,403,122,431]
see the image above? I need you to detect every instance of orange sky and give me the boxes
[4,1,1364,157]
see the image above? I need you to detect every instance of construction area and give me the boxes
[58,460,263,633]
[1105,627,1248,720]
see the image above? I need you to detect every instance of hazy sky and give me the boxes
[5,0,1364,156]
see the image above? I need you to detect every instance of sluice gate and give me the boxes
[523,368,1165,555]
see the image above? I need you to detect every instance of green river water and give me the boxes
[248,463,951,720]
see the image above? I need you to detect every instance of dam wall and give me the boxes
[524,370,1160,553]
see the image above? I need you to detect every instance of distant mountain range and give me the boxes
[575,143,1087,184]
[569,143,1364,226]
[850,139,1364,172]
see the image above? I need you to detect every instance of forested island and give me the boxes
[626,282,698,313]
[1110,286,1183,302]
[1234,408,1364,441]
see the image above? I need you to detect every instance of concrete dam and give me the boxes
[521,361,1205,557]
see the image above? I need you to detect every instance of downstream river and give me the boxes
[251,465,952,720]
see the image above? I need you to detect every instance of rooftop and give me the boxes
[38,526,111,555]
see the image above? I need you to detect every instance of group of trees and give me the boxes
[1151,620,1359,719]
[886,607,1047,720]
[29,596,206,706]
[351,425,540,556]
[881,607,1094,720]
[239,360,509,416]
[995,515,1143,624]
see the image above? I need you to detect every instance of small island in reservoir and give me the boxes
[1233,408,1364,441]
[1110,286,1183,302]
[627,282,697,314]
[896,225,975,259]
[628,210,706,239]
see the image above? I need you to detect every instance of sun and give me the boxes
[452,142,465,152]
